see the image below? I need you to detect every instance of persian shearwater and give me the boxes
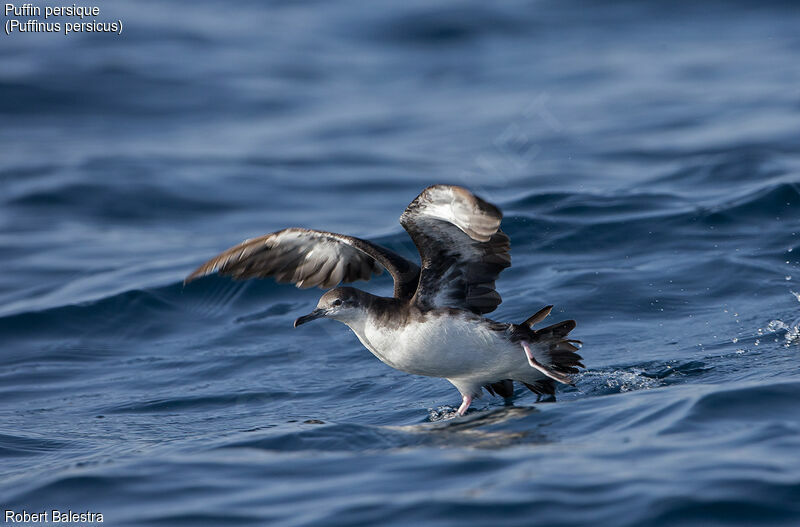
[186,185,583,415]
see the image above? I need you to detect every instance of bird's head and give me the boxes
[294,287,367,327]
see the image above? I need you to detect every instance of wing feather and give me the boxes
[185,228,420,298]
[400,185,511,314]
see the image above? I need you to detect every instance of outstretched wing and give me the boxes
[185,228,420,299]
[400,185,511,314]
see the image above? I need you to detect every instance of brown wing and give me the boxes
[185,228,420,298]
[400,185,511,314]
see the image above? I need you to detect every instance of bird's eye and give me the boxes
[332,299,343,307]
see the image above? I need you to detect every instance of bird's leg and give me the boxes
[456,394,472,416]
[521,340,572,384]
[521,340,539,368]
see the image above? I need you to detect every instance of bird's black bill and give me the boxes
[294,309,326,327]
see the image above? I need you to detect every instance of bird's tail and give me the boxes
[513,305,584,395]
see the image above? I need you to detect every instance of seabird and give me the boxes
[186,185,583,415]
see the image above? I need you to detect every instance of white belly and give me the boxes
[347,312,519,379]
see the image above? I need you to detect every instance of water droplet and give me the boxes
[766,320,789,332]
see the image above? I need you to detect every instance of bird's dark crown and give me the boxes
[318,287,368,309]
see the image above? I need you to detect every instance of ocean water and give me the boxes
[2,0,800,525]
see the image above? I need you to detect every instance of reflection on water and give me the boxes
[395,406,545,449]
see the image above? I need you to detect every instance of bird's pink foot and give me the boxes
[456,394,472,416]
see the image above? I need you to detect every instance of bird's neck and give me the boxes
[335,293,409,349]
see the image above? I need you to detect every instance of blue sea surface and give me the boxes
[2,1,800,525]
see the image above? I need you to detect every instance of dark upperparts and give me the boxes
[341,287,513,333]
